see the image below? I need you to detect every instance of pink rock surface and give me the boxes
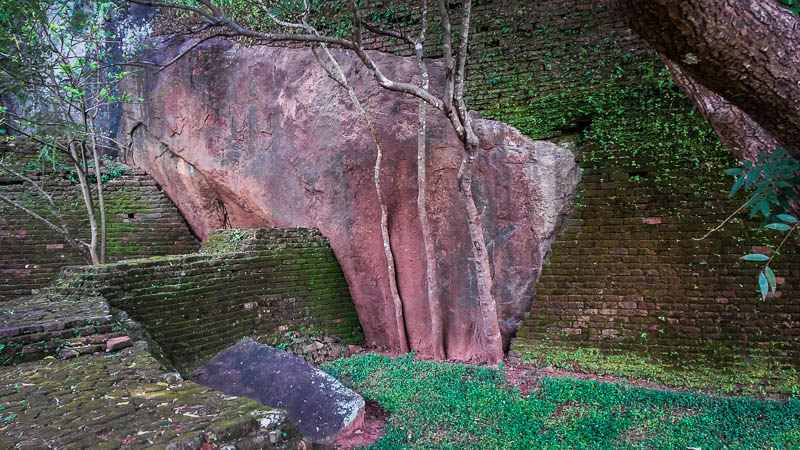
[120,37,579,361]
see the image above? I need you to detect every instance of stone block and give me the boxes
[189,340,364,445]
[106,336,133,352]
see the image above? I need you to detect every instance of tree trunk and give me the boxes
[417,99,445,359]
[458,138,503,364]
[663,58,780,164]
[70,142,100,265]
[312,46,411,354]
[414,24,445,358]
[90,136,107,264]
[606,0,800,159]
[374,122,410,354]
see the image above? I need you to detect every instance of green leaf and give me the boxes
[741,253,769,262]
[758,271,769,300]
[729,175,745,198]
[724,168,743,176]
[764,266,777,294]
[757,199,770,218]
[766,223,791,232]
[777,214,798,223]
[745,167,761,190]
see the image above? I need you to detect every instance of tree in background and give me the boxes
[0,0,137,264]
[605,0,800,294]
[128,0,503,362]
[606,0,799,182]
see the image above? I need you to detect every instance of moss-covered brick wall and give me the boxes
[155,0,662,141]
[54,228,363,374]
[511,146,800,368]
[0,144,200,302]
[356,1,657,132]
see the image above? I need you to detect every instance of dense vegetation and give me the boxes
[325,354,800,449]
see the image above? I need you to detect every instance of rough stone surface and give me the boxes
[0,292,126,365]
[0,342,307,449]
[121,37,580,360]
[189,339,365,444]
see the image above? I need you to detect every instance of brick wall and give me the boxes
[357,0,655,120]
[0,143,200,301]
[53,228,363,374]
[511,148,800,365]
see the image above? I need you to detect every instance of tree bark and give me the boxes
[311,46,410,354]
[663,58,780,163]
[606,0,800,159]
[413,1,445,360]
[69,142,100,265]
[90,136,107,264]
[457,139,503,364]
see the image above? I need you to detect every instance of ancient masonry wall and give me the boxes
[0,147,200,301]
[511,147,800,366]
[357,0,655,122]
[153,0,656,137]
[53,228,363,374]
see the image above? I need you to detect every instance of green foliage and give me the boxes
[726,149,799,220]
[780,0,800,15]
[726,149,799,299]
[324,353,800,449]
[521,346,800,397]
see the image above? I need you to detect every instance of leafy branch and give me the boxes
[718,148,799,300]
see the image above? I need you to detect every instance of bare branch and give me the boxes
[436,0,455,113]
[126,0,216,21]
[0,191,89,257]
[361,20,413,45]
[154,32,240,73]
[0,163,57,210]
[693,195,761,241]
[350,0,363,49]
[453,0,473,130]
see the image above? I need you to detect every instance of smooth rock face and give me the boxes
[120,37,579,360]
[189,340,365,444]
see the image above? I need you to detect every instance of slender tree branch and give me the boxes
[693,195,762,241]
[766,222,799,268]
[154,32,240,73]
[453,0,473,131]
[435,0,455,113]
[350,0,363,49]
[361,20,413,44]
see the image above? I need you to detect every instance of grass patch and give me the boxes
[324,353,800,449]
[518,346,800,398]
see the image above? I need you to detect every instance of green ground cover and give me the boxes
[324,353,800,449]
[518,346,800,399]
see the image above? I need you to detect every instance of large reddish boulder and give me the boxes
[120,37,579,361]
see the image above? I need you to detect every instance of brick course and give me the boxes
[51,227,363,374]
[0,144,200,301]
[511,149,800,365]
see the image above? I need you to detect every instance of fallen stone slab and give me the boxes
[189,339,365,444]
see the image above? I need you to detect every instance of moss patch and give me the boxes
[325,353,800,449]
[517,345,800,398]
